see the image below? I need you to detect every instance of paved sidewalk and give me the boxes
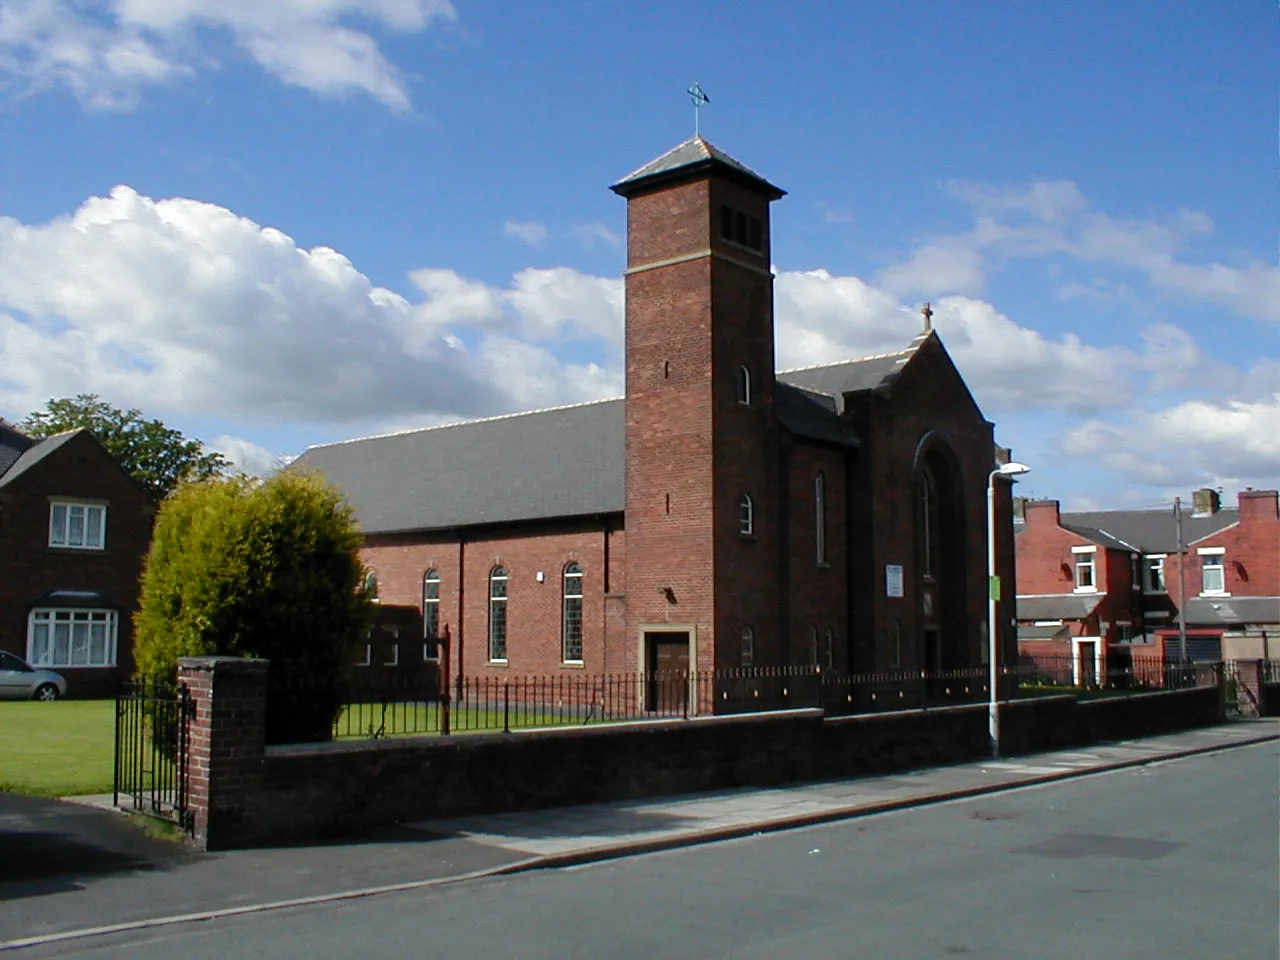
[2,719,1276,951]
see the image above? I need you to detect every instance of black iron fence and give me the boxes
[114,682,193,829]
[264,652,1221,743]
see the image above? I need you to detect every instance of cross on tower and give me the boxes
[921,302,933,333]
[687,81,709,137]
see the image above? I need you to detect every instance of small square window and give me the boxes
[49,502,106,550]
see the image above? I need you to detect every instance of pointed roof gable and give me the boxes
[611,137,786,200]
[0,430,83,488]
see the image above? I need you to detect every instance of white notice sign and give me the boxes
[886,564,904,598]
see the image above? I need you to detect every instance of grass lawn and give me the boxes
[0,699,116,797]
[335,701,618,739]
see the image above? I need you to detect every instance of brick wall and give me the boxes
[184,666,1225,849]
[1176,489,1279,601]
[360,518,624,680]
[0,431,154,696]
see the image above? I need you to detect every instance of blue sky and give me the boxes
[0,0,1275,508]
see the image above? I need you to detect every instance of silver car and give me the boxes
[0,650,67,700]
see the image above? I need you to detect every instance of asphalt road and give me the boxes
[18,741,1279,960]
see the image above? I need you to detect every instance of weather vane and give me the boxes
[688,81,709,137]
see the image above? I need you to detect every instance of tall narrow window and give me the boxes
[422,569,441,659]
[741,627,755,668]
[736,365,752,406]
[808,626,819,666]
[562,562,584,663]
[739,494,754,536]
[915,474,933,577]
[888,619,902,669]
[1201,553,1225,594]
[815,472,827,565]
[822,627,835,670]
[488,566,508,661]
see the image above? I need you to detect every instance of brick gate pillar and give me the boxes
[178,656,269,850]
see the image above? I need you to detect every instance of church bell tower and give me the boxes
[611,138,786,707]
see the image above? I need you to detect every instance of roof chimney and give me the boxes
[1012,496,1027,524]
[1190,488,1221,518]
[1023,499,1060,527]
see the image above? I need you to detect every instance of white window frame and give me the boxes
[49,502,106,550]
[422,569,441,659]
[1197,548,1227,596]
[1144,554,1167,594]
[562,562,584,664]
[27,608,117,668]
[739,494,754,536]
[488,566,509,662]
[1071,545,1097,593]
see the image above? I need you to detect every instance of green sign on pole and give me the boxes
[989,575,1002,601]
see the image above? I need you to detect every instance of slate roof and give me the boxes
[611,137,786,200]
[1051,507,1240,553]
[0,431,82,488]
[776,344,919,413]
[0,420,34,477]
[1179,596,1280,627]
[294,341,930,535]
[1015,594,1103,621]
[1017,624,1071,640]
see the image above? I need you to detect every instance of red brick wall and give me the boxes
[846,336,1001,674]
[0,431,154,695]
[1178,489,1279,601]
[782,439,849,670]
[360,518,622,680]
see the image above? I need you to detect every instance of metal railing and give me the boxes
[266,652,1225,743]
[113,682,193,829]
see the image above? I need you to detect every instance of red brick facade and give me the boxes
[0,430,155,696]
[1176,490,1280,601]
[349,140,1011,701]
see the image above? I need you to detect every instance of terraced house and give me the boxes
[1014,488,1280,680]
[296,137,1019,709]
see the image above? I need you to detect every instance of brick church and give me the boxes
[296,137,1017,705]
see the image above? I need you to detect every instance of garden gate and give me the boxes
[113,682,194,830]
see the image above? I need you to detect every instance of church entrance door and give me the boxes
[645,631,690,713]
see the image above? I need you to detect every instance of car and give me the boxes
[0,651,68,700]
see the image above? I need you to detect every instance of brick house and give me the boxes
[295,137,1018,708]
[0,421,155,697]
[1014,488,1279,678]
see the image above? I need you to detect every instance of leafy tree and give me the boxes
[134,470,373,743]
[21,395,230,499]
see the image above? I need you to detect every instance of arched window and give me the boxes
[741,626,755,668]
[422,569,440,659]
[363,570,379,600]
[739,494,754,536]
[488,566,508,662]
[815,472,827,565]
[562,562,584,663]
[736,365,752,406]
[808,625,819,666]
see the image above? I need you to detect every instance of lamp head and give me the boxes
[996,461,1031,478]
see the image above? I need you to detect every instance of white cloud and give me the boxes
[503,220,548,248]
[0,0,456,110]
[571,221,622,249]
[0,186,612,427]
[884,178,1280,324]
[1060,392,1280,491]
[210,433,284,476]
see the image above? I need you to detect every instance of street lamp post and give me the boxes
[988,461,1031,758]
